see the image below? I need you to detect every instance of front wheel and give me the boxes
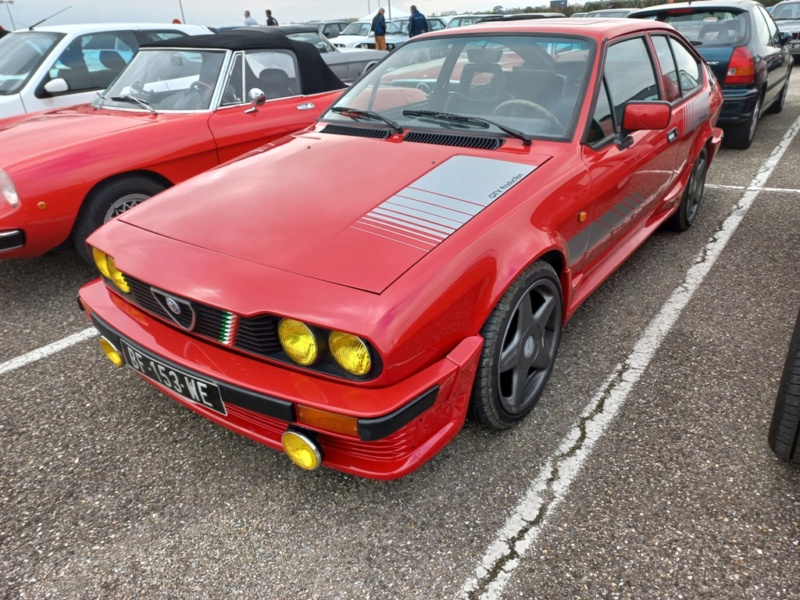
[469,261,563,429]
[767,72,790,115]
[73,176,166,263]
[666,148,707,231]
[768,308,800,464]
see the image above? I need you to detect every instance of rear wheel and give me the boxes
[469,261,562,429]
[666,148,707,231]
[72,176,166,263]
[766,72,790,115]
[725,94,760,150]
[768,308,800,464]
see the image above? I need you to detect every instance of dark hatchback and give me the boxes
[631,0,792,149]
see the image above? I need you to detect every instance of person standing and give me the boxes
[408,5,429,38]
[243,11,258,26]
[371,8,387,51]
[265,9,279,26]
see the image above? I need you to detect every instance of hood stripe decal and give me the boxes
[353,156,536,252]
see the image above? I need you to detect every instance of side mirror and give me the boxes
[244,87,266,113]
[622,101,672,132]
[44,78,69,94]
[780,31,792,46]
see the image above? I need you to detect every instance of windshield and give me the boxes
[387,20,409,35]
[772,2,800,19]
[324,34,594,142]
[287,32,334,53]
[98,48,226,111]
[341,22,371,36]
[0,31,62,95]
[652,11,748,46]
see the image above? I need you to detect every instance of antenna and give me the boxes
[28,5,71,30]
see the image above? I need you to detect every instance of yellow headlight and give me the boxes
[92,247,111,278]
[329,331,371,376]
[278,319,318,365]
[92,248,130,293]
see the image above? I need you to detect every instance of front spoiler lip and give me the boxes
[90,313,439,442]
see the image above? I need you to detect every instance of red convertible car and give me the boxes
[0,30,345,261]
[79,19,723,479]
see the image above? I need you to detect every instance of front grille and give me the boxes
[123,276,279,354]
[321,124,392,139]
[404,131,504,149]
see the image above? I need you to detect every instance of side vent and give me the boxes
[404,131,504,150]
[321,124,392,139]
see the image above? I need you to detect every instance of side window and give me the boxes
[221,53,244,106]
[430,19,446,31]
[589,78,615,143]
[244,50,299,100]
[138,30,190,43]
[651,35,680,102]
[50,32,137,92]
[756,6,781,45]
[753,7,771,45]
[669,36,702,97]
[603,37,658,125]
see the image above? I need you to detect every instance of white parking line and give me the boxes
[707,183,800,194]
[0,327,97,376]
[460,115,800,600]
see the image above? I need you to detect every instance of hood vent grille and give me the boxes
[404,132,504,150]
[321,124,392,139]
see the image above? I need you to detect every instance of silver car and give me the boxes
[771,0,800,60]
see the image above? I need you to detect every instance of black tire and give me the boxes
[766,72,790,115]
[768,308,800,464]
[666,148,707,232]
[469,261,562,429]
[724,94,760,150]
[73,176,166,263]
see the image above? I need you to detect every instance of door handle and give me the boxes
[666,127,679,143]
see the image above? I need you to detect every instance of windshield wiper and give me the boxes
[110,94,157,115]
[402,109,532,146]
[330,106,403,134]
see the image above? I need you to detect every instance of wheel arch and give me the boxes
[71,170,174,233]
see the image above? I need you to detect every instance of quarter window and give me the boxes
[669,37,701,97]
[651,35,680,102]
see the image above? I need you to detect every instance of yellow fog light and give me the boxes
[281,429,322,470]
[329,331,371,376]
[278,318,317,365]
[99,337,124,367]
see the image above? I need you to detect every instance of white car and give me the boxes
[332,20,373,49]
[357,17,449,50]
[0,22,211,118]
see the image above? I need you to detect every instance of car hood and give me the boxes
[120,131,550,294]
[0,105,171,165]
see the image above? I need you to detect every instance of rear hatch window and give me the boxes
[643,9,748,47]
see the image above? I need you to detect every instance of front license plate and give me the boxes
[120,340,226,415]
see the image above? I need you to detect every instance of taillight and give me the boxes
[724,46,755,85]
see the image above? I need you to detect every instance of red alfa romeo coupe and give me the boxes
[79,19,723,479]
[0,30,345,261]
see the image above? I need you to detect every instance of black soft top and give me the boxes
[142,30,345,94]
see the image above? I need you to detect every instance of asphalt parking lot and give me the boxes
[2,70,800,599]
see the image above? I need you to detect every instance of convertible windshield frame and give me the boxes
[0,31,64,96]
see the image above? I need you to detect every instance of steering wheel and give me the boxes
[493,99,562,131]
[190,80,214,93]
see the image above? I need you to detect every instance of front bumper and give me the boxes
[78,279,483,480]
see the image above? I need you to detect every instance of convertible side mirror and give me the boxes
[244,87,266,113]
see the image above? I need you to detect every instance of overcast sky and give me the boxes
[0,1,540,30]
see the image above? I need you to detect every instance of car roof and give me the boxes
[631,0,760,13]
[426,18,675,39]
[21,22,210,35]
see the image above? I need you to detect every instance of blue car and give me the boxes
[631,0,792,149]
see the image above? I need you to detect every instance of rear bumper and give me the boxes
[718,86,760,126]
[78,279,483,480]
